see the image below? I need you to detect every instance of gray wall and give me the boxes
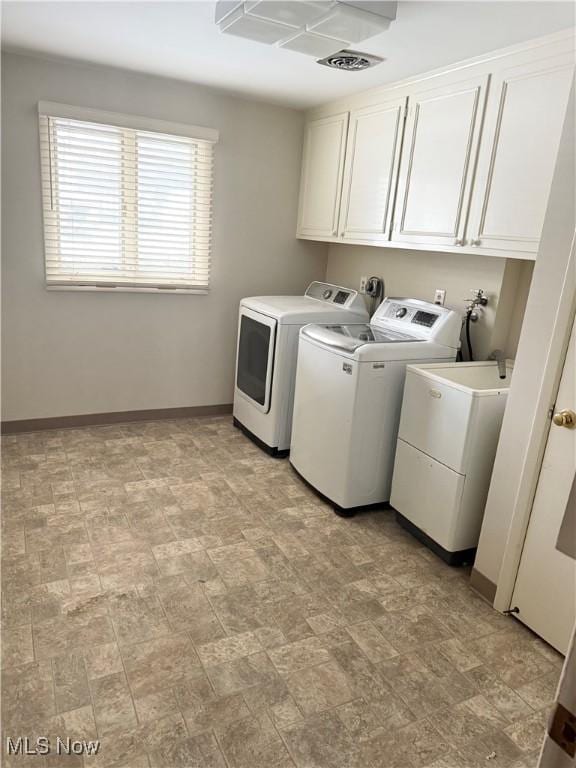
[326,244,533,360]
[1,52,327,421]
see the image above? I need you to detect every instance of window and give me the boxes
[38,103,218,292]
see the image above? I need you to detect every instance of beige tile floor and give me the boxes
[1,416,563,768]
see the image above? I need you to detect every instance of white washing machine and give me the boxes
[233,282,367,456]
[289,298,461,513]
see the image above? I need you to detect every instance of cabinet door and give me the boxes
[391,439,467,551]
[467,55,574,257]
[338,98,406,242]
[398,370,472,474]
[392,74,489,248]
[297,113,349,238]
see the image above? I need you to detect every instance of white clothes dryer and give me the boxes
[233,282,367,456]
[289,298,461,513]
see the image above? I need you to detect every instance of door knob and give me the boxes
[552,409,576,427]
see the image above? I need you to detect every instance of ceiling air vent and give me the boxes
[317,49,384,70]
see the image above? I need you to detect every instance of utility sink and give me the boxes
[390,359,514,564]
[406,360,514,395]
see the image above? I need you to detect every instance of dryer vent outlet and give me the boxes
[317,49,385,71]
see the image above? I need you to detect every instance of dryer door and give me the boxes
[236,307,277,414]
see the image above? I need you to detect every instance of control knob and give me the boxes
[323,289,333,300]
[395,307,407,318]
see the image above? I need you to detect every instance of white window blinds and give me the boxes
[39,104,217,292]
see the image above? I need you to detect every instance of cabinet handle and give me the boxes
[470,239,481,246]
[454,238,465,246]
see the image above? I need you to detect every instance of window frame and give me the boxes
[38,102,219,294]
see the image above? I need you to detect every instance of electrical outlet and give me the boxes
[359,276,368,294]
[434,289,446,306]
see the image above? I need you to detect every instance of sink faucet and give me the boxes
[488,350,507,379]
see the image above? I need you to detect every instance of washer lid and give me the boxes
[301,323,420,353]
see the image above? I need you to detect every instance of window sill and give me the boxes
[45,285,209,295]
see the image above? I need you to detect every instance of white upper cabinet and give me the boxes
[297,113,349,238]
[338,98,407,242]
[466,53,574,256]
[392,74,489,248]
[295,32,574,260]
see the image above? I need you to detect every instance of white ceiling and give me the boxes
[2,1,574,109]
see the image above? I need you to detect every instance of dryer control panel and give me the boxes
[305,281,357,307]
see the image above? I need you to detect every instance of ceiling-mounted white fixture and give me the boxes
[245,1,334,28]
[308,3,392,43]
[218,9,290,43]
[317,48,385,70]
[215,1,396,58]
[280,29,349,58]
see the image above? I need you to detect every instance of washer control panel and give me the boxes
[412,310,438,328]
[371,297,461,349]
[383,301,439,328]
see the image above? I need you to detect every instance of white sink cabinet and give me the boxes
[390,361,513,564]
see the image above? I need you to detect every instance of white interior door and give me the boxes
[467,53,574,257]
[297,112,349,238]
[511,316,576,654]
[338,98,406,242]
[392,73,488,248]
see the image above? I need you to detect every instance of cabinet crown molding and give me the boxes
[306,27,575,119]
